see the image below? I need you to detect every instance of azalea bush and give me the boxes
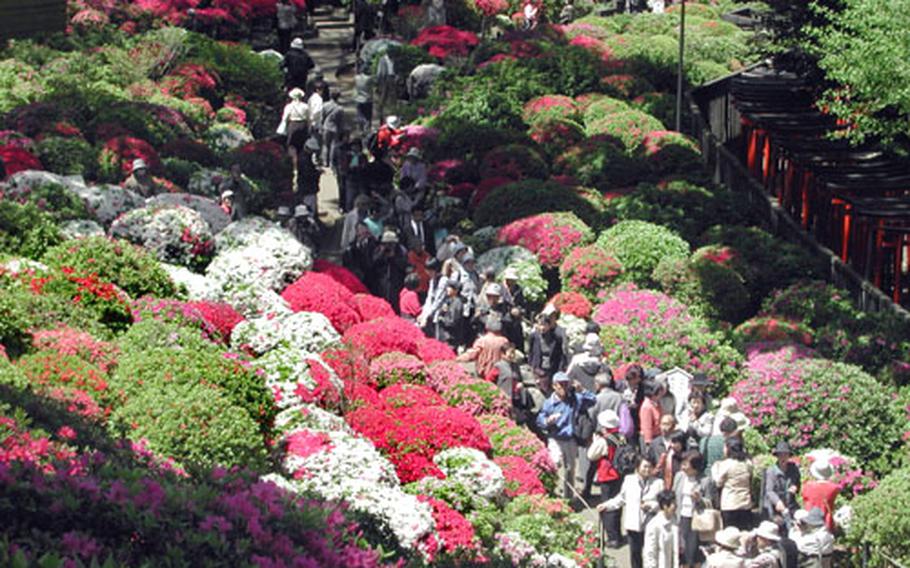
[281,272,361,334]
[585,109,666,153]
[596,220,690,287]
[411,26,480,59]
[110,204,216,272]
[0,201,62,260]
[847,465,910,566]
[522,94,580,124]
[473,179,604,229]
[595,284,744,393]
[41,237,177,299]
[559,244,624,301]
[496,212,594,268]
[731,346,904,472]
[479,143,549,181]
[549,291,593,319]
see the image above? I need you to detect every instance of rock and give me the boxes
[147,193,231,234]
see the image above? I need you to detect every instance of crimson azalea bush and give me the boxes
[559,244,624,301]
[732,346,904,472]
[495,456,547,497]
[479,144,549,181]
[596,220,690,287]
[732,316,814,350]
[411,26,480,59]
[281,272,361,334]
[594,284,744,393]
[549,291,593,319]
[351,294,396,322]
[97,136,162,181]
[0,145,42,175]
[527,117,585,158]
[416,338,457,364]
[380,383,447,409]
[313,258,370,294]
[418,496,483,562]
[342,317,426,360]
[186,300,244,343]
[496,212,594,267]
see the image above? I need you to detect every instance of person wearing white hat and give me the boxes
[706,527,745,567]
[401,146,428,191]
[800,459,838,532]
[587,408,624,548]
[741,521,782,568]
[567,333,608,392]
[370,229,408,313]
[122,158,160,198]
[277,87,311,190]
[282,37,315,90]
[373,114,402,156]
[791,507,834,566]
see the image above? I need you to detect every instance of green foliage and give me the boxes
[596,220,690,287]
[0,59,46,114]
[108,381,267,472]
[847,465,910,565]
[0,201,63,260]
[41,237,176,299]
[526,43,608,97]
[185,34,283,103]
[554,137,651,191]
[506,257,548,305]
[473,180,604,228]
[0,286,33,358]
[585,110,665,153]
[112,344,275,436]
[9,183,90,223]
[653,248,753,324]
[808,0,910,146]
[34,137,98,178]
[604,181,745,243]
[376,44,437,97]
[90,102,193,148]
[162,157,202,189]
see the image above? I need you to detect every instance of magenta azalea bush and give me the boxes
[732,346,904,472]
[522,95,580,124]
[411,26,480,59]
[594,284,744,392]
[496,212,594,267]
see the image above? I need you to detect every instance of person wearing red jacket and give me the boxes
[588,409,624,549]
[801,458,839,532]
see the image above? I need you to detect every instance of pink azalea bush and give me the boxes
[369,352,427,388]
[731,346,903,470]
[343,317,425,360]
[522,95,580,124]
[411,26,480,59]
[495,456,548,497]
[559,244,624,301]
[497,212,594,267]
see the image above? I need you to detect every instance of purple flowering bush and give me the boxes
[593,284,743,392]
[731,345,904,472]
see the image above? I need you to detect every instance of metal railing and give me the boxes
[686,65,910,320]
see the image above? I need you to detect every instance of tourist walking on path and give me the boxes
[277,88,310,190]
[711,437,754,531]
[282,38,315,90]
[276,0,300,53]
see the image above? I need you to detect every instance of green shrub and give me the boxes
[109,381,267,472]
[473,179,604,228]
[653,248,752,324]
[113,346,275,435]
[162,156,202,189]
[585,110,666,153]
[581,96,632,124]
[847,466,910,565]
[698,225,825,308]
[506,257,548,305]
[186,33,283,103]
[604,181,744,243]
[9,183,90,223]
[41,237,176,299]
[34,136,98,178]
[0,286,33,358]
[526,42,608,97]
[596,220,690,287]
[90,101,194,147]
[554,137,650,190]
[0,201,63,260]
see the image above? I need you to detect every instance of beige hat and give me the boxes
[380,230,399,244]
[289,88,305,100]
[810,459,833,481]
[583,333,603,355]
[714,527,742,550]
[131,158,148,172]
[597,409,619,430]
[502,267,519,281]
[754,521,781,542]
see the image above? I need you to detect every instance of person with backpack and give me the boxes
[282,38,315,90]
[587,409,626,549]
[536,373,596,501]
[598,454,663,568]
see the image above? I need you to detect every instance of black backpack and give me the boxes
[285,50,314,79]
[572,398,596,446]
[611,440,641,476]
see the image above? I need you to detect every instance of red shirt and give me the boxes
[802,480,839,531]
[639,398,663,445]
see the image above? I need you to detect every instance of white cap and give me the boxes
[294,205,310,218]
[291,38,304,49]
[132,158,148,172]
[597,409,619,430]
[385,115,400,129]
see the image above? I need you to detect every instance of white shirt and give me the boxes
[308,92,324,129]
[603,474,663,533]
[644,514,680,568]
[281,100,309,123]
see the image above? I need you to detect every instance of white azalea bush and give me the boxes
[204,123,254,153]
[160,262,219,300]
[110,204,215,271]
[232,311,340,356]
[273,404,353,437]
[256,348,344,410]
[59,219,105,240]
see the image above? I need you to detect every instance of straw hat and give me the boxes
[289,88,305,100]
[485,283,503,296]
[380,230,399,244]
[810,459,833,481]
[754,521,781,542]
[714,527,742,550]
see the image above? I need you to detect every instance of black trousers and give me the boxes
[597,479,623,544]
[628,530,644,568]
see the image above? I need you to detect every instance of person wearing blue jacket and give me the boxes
[537,372,596,500]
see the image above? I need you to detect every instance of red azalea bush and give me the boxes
[342,317,425,359]
[369,352,427,388]
[559,245,624,301]
[527,118,585,157]
[549,291,593,319]
[411,26,480,59]
[469,176,514,208]
[732,346,903,470]
[473,0,509,18]
[0,146,43,176]
[496,212,594,267]
[479,144,549,181]
[380,383,446,409]
[732,316,814,349]
[322,348,372,386]
[522,95,580,124]
[416,338,456,364]
[31,327,120,375]
[313,259,369,294]
[417,496,482,561]
[230,140,292,189]
[495,456,547,497]
[162,63,219,98]
[281,272,361,334]
[45,386,107,422]
[351,294,396,322]
[343,381,384,411]
[159,138,219,167]
[186,300,244,343]
[447,181,477,200]
[99,136,162,179]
